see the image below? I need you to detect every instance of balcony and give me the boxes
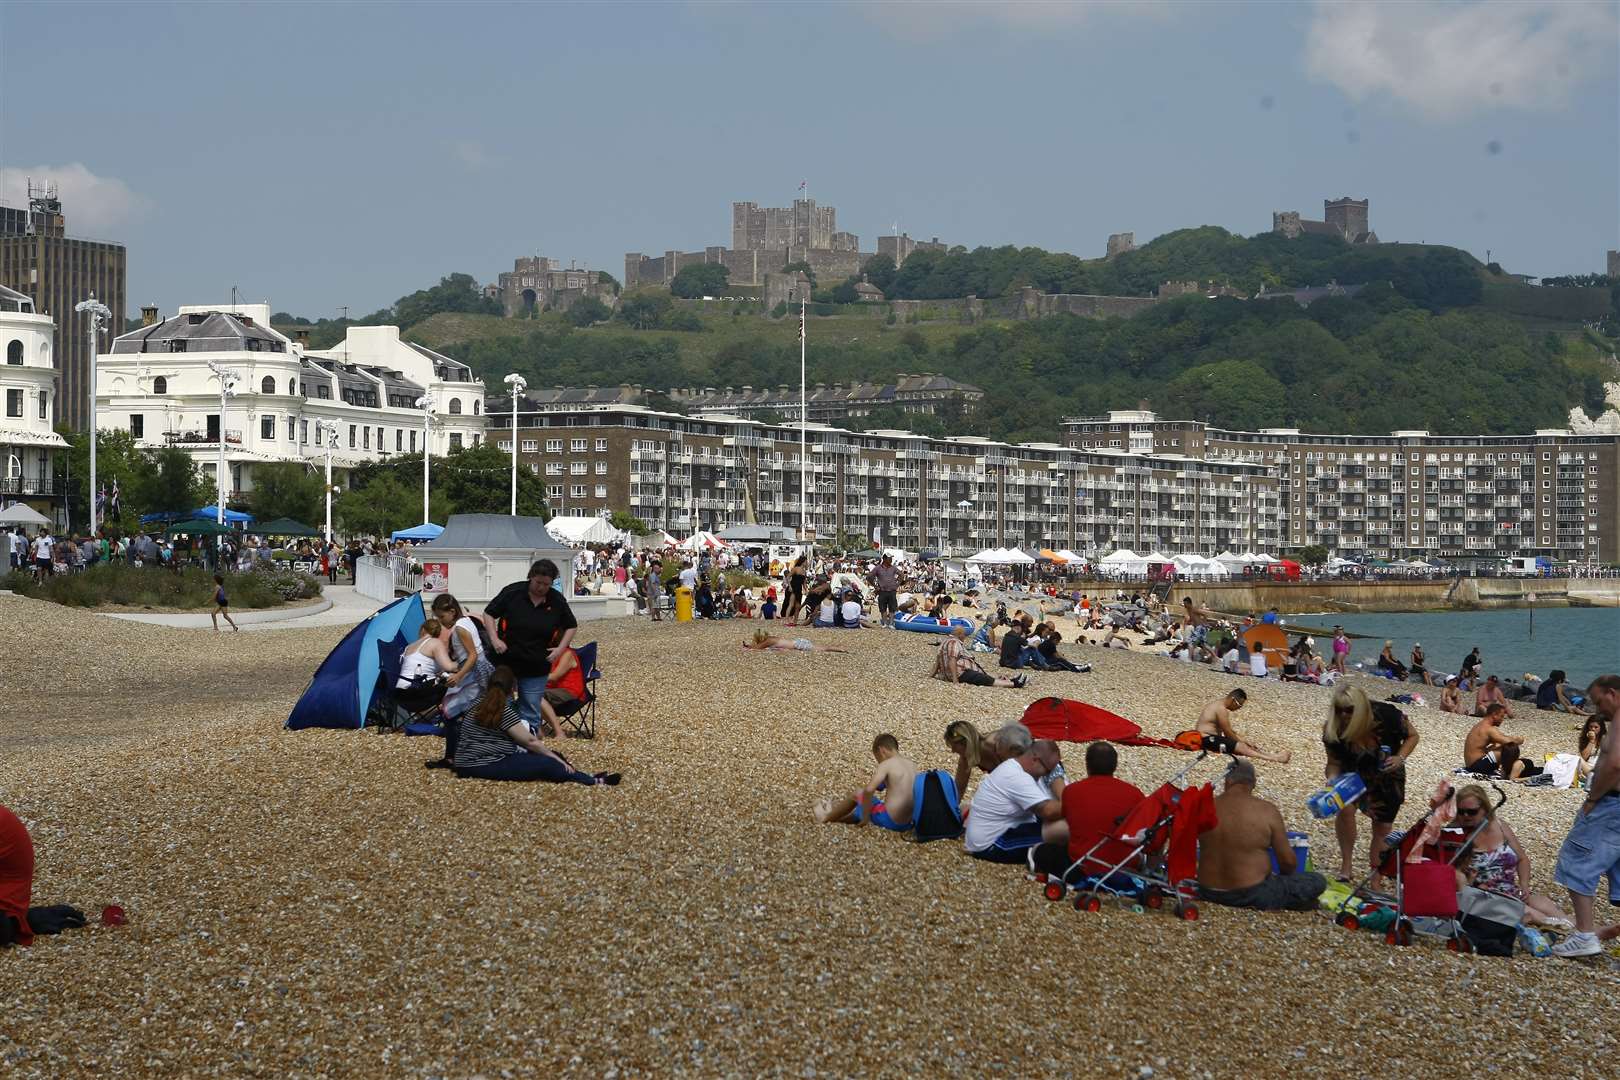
[0,476,60,497]
[165,428,243,447]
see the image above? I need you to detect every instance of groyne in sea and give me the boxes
[1165,577,1620,615]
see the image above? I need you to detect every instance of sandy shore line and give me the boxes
[1,595,1615,1077]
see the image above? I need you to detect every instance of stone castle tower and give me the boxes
[1608,250,1619,278]
[1323,198,1370,242]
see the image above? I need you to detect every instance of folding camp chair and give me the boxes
[553,641,602,739]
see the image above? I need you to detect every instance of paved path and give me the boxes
[100,585,388,632]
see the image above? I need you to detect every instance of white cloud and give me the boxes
[451,140,498,171]
[860,0,1169,41]
[1304,0,1618,120]
[0,163,147,235]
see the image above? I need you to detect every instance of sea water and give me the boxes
[1318,607,1618,688]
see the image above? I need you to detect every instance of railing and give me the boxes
[165,429,243,446]
[0,476,60,496]
[356,553,422,602]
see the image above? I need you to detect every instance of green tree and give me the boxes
[830,277,860,305]
[429,444,548,517]
[391,273,502,329]
[336,469,450,538]
[609,509,650,535]
[566,296,611,327]
[861,253,897,293]
[1297,544,1330,565]
[1159,359,1287,430]
[670,263,729,299]
[142,447,211,517]
[248,461,325,525]
[596,270,622,294]
[618,293,671,329]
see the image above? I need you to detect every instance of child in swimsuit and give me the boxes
[211,574,239,632]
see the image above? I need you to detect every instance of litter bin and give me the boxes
[675,585,694,622]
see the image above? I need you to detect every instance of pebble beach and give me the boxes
[2,594,1617,1078]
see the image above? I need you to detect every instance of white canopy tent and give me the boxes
[1098,548,1148,576]
[545,515,625,546]
[1002,549,1036,564]
[0,502,50,527]
[1055,549,1085,565]
[966,547,1002,564]
[676,530,725,552]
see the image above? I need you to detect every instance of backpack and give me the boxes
[911,769,964,842]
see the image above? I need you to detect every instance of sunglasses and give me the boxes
[1455,807,1482,816]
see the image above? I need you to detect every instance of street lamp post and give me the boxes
[206,360,242,526]
[315,420,339,544]
[74,295,110,533]
[503,373,526,515]
[414,394,434,525]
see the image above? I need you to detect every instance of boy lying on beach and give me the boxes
[743,629,847,653]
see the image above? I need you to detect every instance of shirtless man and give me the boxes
[814,733,919,831]
[1192,689,1292,764]
[1463,702,1536,779]
[1474,674,1513,719]
[1197,761,1325,910]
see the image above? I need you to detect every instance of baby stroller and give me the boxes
[1330,780,1508,952]
[1034,752,1218,921]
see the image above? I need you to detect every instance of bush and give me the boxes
[2,561,322,610]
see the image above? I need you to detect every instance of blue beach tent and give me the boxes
[390,522,444,542]
[285,593,426,730]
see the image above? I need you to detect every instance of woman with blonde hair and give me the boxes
[741,628,846,653]
[1322,685,1419,881]
[1450,783,1573,929]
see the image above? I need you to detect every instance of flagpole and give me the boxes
[799,293,807,544]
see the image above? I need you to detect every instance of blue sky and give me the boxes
[2,0,1614,317]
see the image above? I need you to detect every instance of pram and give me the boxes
[1033,751,1218,921]
[1329,780,1508,952]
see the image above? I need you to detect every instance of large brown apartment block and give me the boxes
[1063,411,1619,563]
[0,185,127,431]
[488,403,1281,555]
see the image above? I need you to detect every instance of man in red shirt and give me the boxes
[1031,742,1145,882]
[1,804,86,948]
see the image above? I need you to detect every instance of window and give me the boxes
[130,414,143,438]
[595,461,608,475]
[410,430,417,453]
[349,425,357,449]
[287,417,296,441]
[153,376,168,395]
[449,433,463,451]
[262,416,276,440]
[448,398,462,415]
[595,438,608,451]
[546,463,563,475]
[4,389,19,417]
[571,484,587,498]
[594,484,607,497]
[167,340,187,353]
[521,439,539,452]
[473,400,480,415]
[570,462,586,475]
[528,462,540,474]
[5,340,20,365]
[362,426,370,449]
[546,439,562,453]
[396,429,403,452]
[261,376,276,394]
[301,419,308,444]
[317,385,330,399]
[38,391,47,420]
[571,438,587,452]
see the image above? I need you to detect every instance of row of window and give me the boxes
[544,484,609,499]
[3,387,48,419]
[138,375,480,416]
[6,340,49,366]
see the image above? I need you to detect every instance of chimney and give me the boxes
[141,304,159,327]
[294,329,311,347]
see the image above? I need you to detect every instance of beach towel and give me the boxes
[1020,698,1185,750]
[1543,754,1581,789]
[1167,782,1217,885]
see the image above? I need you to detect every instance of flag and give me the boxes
[96,483,106,514]
[109,477,121,519]
[798,179,806,191]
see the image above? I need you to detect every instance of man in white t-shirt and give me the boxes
[963,724,1064,864]
[677,562,698,591]
[32,531,54,579]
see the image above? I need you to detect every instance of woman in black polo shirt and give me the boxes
[480,558,578,736]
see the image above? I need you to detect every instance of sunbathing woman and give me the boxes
[1450,784,1573,929]
[742,628,847,653]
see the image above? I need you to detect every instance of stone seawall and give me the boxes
[1160,577,1603,615]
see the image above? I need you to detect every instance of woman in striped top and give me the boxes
[451,667,621,786]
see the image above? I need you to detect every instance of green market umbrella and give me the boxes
[165,518,235,536]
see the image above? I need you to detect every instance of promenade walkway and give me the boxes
[99,584,388,631]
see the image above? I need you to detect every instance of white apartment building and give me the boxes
[97,304,484,504]
[0,283,67,521]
